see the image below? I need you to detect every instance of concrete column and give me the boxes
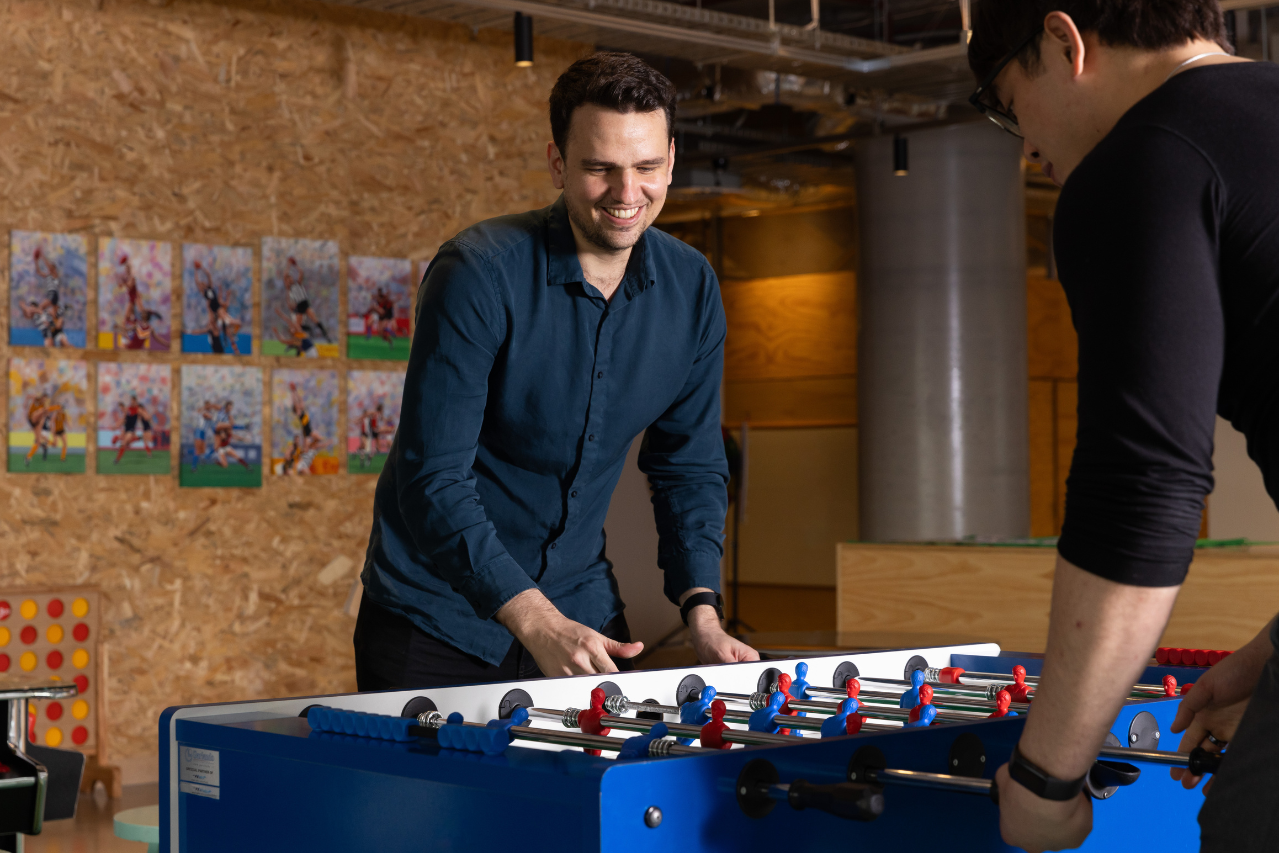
[856,121,1029,541]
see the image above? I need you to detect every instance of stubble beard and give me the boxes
[564,194,649,254]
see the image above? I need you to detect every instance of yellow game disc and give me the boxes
[47,624,63,644]
[19,600,37,620]
[0,627,9,647]
[44,727,62,747]
[19,652,37,672]
[71,598,89,618]
[71,649,89,669]
[72,700,89,720]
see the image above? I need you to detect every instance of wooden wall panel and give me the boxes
[0,0,589,777]
[723,376,856,428]
[1054,380,1078,531]
[1028,379,1057,537]
[722,271,857,383]
[838,543,1278,653]
[1027,275,1077,380]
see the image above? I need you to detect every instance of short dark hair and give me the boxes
[549,52,677,157]
[969,0,1230,82]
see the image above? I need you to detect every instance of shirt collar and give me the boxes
[545,195,658,299]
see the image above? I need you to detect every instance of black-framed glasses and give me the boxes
[968,26,1044,138]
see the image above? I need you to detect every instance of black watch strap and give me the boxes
[680,592,724,626]
[1008,744,1088,801]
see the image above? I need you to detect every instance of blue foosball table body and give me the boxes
[159,643,1210,852]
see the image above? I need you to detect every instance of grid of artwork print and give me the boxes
[5,230,414,485]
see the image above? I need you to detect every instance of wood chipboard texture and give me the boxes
[837,543,1279,653]
[0,0,587,772]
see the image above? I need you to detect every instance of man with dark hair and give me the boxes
[355,52,758,689]
[968,2,1276,851]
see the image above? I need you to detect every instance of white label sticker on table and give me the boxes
[179,746,220,787]
[179,781,220,800]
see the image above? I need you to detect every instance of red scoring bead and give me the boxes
[72,623,90,643]
[47,650,63,670]
[47,599,64,618]
[1155,647,1170,665]
[71,726,89,745]
[47,702,63,721]
[938,667,965,684]
[1193,649,1209,666]
[73,675,89,694]
[19,626,36,645]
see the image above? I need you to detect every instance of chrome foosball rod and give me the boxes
[525,705,800,747]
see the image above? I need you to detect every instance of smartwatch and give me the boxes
[1008,744,1088,801]
[680,592,724,626]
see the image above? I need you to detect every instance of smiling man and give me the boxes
[355,52,758,690]
[968,2,1276,852]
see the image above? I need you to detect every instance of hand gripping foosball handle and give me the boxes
[786,780,884,822]
[1187,746,1223,777]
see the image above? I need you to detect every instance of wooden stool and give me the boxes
[114,805,159,853]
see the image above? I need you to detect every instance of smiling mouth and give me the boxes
[601,205,643,222]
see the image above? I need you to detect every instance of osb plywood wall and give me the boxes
[0,0,586,778]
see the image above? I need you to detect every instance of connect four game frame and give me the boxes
[0,587,101,753]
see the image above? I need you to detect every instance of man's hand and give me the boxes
[1169,619,1275,791]
[495,589,643,676]
[994,763,1092,853]
[681,588,759,664]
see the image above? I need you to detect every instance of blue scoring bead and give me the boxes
[305,706,419,743]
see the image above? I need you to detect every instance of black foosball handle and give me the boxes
[786,779,884,822]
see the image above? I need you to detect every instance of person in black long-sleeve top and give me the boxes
[968,2,1276,851]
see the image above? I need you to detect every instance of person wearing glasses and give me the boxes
[968,2,1276,852]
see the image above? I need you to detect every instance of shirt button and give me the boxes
[588,435,594,441]
[571,490,578,498]
[597,371,603,379]
[549,542,557,550]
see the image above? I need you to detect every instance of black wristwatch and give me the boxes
[680,592,724,626]
[1008,744,1088,801]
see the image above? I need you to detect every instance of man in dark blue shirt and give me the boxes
[355,53,759,689]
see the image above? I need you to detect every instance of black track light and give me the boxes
[514,13,533,67]
[893,134,908,176]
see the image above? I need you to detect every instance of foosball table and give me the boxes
[159,642,1218,852]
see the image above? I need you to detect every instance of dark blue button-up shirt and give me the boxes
[362,196,729,665]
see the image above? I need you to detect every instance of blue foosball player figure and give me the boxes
[820,697,860,738]
[677,685,718,745]
[899,668,926,708]
[748,692,792,735]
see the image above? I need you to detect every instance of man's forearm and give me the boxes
[1020,555,1181,779]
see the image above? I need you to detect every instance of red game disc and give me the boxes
[72,623,90,643]
[71,726,89,745]
[47,599,64,618]
[47,650,63,670]
[0,655,9,672]
[47,702,63,721]
[19,626,36,645]
[73,674,89,694]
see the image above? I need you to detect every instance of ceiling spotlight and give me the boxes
[514,13,533,67]
[893,134,908,176]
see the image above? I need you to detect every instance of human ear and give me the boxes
[1043,11,1087,78]
[666,138,675,185]
[547,141,566,190]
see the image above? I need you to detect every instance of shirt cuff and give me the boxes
[661,549,723,606]
[457,554,538,621]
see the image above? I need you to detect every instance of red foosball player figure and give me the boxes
[578,687,612,756]
[845,677,866,734]
[988,688,1019,719]
[699,700,732,750]
[1162,674,1179,696]
[1005,665,1034,703]
[904,684,937,728]
[776,673,801,735]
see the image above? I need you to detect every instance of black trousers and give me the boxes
[353,594,634,691]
